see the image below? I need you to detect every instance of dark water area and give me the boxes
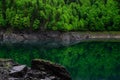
[0,42,120,80]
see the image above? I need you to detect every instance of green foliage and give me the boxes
[0,0,120,31]
[32,19,40,29]
[11,14,22,29]
[113,15,120,30]
[0,13,6,27]
[22,16,30,28]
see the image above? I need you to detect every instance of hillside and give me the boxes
[0,0,120,31]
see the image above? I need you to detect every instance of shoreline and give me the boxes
[1,31,120,46]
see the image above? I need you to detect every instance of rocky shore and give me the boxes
[0,31,120,46]
[0,59,71,80]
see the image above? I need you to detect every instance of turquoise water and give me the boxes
[0,42,120,80]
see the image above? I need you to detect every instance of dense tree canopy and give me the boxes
[0,0,120,31]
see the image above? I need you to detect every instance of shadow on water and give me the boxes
[0,41,120,80]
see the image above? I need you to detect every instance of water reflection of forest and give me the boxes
[0,42,120,80]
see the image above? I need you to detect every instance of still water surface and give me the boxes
[0,41,120,80]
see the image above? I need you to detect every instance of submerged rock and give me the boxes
[0,59,72,80]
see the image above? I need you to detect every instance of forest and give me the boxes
[0,0,120,31]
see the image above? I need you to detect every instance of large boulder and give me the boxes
[32,59,71,80]
[0,59,72,80]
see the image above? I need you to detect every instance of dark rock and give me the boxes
[0,67,9,80]
[32,59,71,80]
[26,70,45,79]
[44,77,51,80]
[10,65,28,78]
[49,76,56,80]
[0,59,71,80]
[8,78,24,80]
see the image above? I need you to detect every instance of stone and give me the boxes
[3,33,24,43]
[0,59,16,68]
[10,65,28,78]
[49,76,56,80]
[8,78,24,80]
[0,67,9,80]
[27,70,45,79]
[32,59,71,80]
[44,77,51,80]
[0,59,72,80]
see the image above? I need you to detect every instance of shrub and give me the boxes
[32,19,40,30]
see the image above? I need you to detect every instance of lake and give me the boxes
[0,41,120,80]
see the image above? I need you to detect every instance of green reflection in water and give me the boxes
[0,42,120,80]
